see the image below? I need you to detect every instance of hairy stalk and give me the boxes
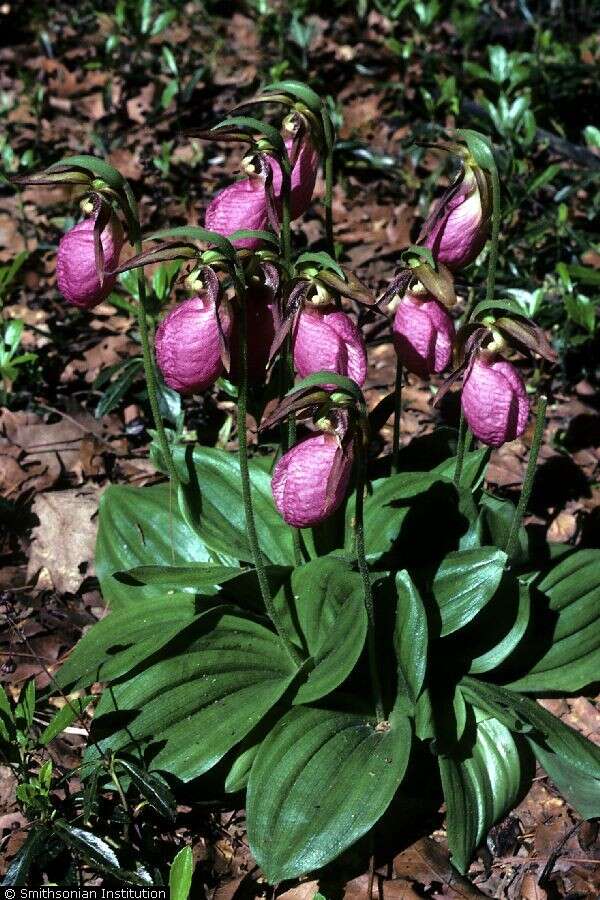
[505,395,547,560]
[354,435,385,721]
[321,107,335,254]
[455,155,501,472]
[123,183,179,487]
[453,411,472,488]
[280,162,303,565]
[236,280,302,665]
[485,163,501,305]
[392,361,403,474]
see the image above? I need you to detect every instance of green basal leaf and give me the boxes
[431,547,507,636]
[477,493,528,565]
[271,556,367,705]
[505,549,600,693]
[432,447,490,491]
[263,80,323,114]
[87,610,298,781]
[439,703,523,874]
[468,575,532,674]
[247,705,411,883]
[463,679,600,819]
[95,482,236,609]
[114,563,249,589]
[345,472,449,562]
[54,594,212,692]
[151,444,294,567]
[394,570,428,712]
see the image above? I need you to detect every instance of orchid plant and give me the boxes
[14,81,600,885]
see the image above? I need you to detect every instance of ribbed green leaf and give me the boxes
[89,611,297,781]
[272,557,367,704]
[432,547,507,636]
[505,549,600,692]
[439,704,523,874]
[95,482,235,608]
[468,575,531,674]
[345,472,448,561]
[115,563,248,589]
[247,705,411,882]
[394,570,428,712]
[54,595,209,692]
[461,678,600,820]
[153,445,295,567]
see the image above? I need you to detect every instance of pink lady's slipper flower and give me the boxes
[272,431,353,528]
[461,352,529,447]
[293,306,367,387]
[420,164,491,272]
[155,292,232,395]
[393,289,455,378]
[271,136,319,220]
[229,264,279,384]
[56,214,123,309]
[204,136,319,249]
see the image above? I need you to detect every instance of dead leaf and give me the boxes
[27,485,103,594]
[520,873,547,899]
[393,837,489,898]
[126,83,155,124]
[547,511,577,543]
[279,879,320,900]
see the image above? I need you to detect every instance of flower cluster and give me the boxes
[40,120,552,531]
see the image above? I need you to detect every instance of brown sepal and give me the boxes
[379,269,413,307]
[494,316,557,363]
[412,261,457,308]
[259,386,331,432]
[92,199,113,290]
[433,327,488,408]
[268,279,311,365]
[317,269,376,306]
[109,242,197,276]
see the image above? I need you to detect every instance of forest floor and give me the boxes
[1,3,600,898]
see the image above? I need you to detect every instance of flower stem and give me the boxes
[505,395,547,561]
[456,155,501,478]
[236,278,301,666]
[280,162,303,566]
[453,410,472,488]
[321,104,335,255]
[123,185,179,487]
[485,163,501,305]
[354,435,385,722]
[392,360,403,474]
